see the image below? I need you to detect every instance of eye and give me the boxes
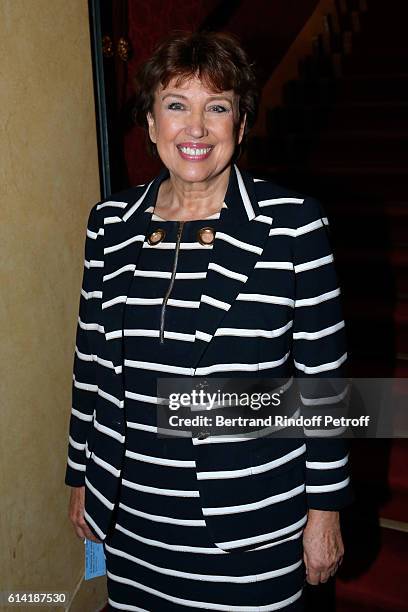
[208,105,229,113]
[167,102,184,110]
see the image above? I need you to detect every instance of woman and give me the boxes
[66,31,353,611]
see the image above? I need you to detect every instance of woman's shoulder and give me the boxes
[250,172,325,229]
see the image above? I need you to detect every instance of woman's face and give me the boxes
[146,75,246,184]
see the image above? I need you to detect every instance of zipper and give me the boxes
[160,221,185,344]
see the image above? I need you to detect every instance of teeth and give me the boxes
[179,146,212,156]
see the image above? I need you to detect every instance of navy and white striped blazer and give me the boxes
[65,163,354,546]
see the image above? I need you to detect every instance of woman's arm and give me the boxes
[65,204,102,486]
[292,196,353,582]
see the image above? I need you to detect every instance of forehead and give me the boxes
[156,75,236,99]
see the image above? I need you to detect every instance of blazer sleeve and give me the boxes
[292,196,354,510]
[64,203,102,487]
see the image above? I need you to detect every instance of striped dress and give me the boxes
[102,204,306,611]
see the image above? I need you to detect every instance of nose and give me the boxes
[186,109,208,138]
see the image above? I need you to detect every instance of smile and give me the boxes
[177,145,213,160]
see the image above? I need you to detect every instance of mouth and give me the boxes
[176,144,214,161]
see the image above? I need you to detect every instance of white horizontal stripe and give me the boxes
[216,514,308,550]
[124,328,159,338]
[215,321,293,338]
[197,445,306,480]
[297,217,328,236]
[249,529,303,552]
[91,452,121,477]
[253,178,266,182]
[84,258,104,269]
[125,359,193,375]
[104,263,136,281]
[306,454,349,469]
[125,450,195,468]
[294,254,334,273]
[94,418,125,443]
[126,421,158,433]
[78,317,104,334]
[269,227,297,237]
[300,384,349,406]
[255,260,294,270]
[167,298,200,308]
[119,503,204,526]
[132,270,207,280]
[143,242,212,250]
[306,476,350,493]
[133,269,171,279]
[87,227,104,239]
[195,351,290,375]
[98,387,124,408]
[216,232,262,255]
[84,510,105,539]
[73,376,98,393]
[69,435,86,451]
[202,483,304,516]
[115,523,225,554]
[208,262,248,282]
[201,294,230,311]
[164,330,196,341]
[259,197,304,206]
[71,407,94,422]
[85,476,114,510]
[125,297,163,306]
[105,329,122,340]
[107,572,303,611]
[293,320,345,340]
[104,234,145,254]
[295,287,340,307]
[67,457,85,472]
[102,295,127,309]
[295,351,347,374]
[97,200,128,210]
[75,347,115,371]
[195,330,212,342]
[104,216,122,224]
[304,425,347,437]
[255,215,273,225]
[125,391,159,404]
[122,479,199,497]
[106,542,301,582]
[237,293,295,307]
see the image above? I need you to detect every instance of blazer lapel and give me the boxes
[188,165,272,371]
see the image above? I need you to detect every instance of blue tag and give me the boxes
[84,539,106,580]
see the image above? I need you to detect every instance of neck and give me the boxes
[156,165,231,221]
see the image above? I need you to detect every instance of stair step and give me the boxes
[337,527,408,612]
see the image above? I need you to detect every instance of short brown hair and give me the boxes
[133,30,259,158]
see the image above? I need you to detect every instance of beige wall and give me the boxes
[0,1,105,610]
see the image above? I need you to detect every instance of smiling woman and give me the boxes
[66,30,353,612]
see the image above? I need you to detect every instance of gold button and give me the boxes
[148,228,166,245]
[197,227,215,246]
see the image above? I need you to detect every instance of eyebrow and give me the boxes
[161,92,233,104]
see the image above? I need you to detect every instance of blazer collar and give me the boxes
[119,163,262,224]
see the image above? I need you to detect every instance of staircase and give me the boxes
[244,0,408,610]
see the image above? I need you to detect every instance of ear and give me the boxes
[237,112,247,145]
[146,112,157,143]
